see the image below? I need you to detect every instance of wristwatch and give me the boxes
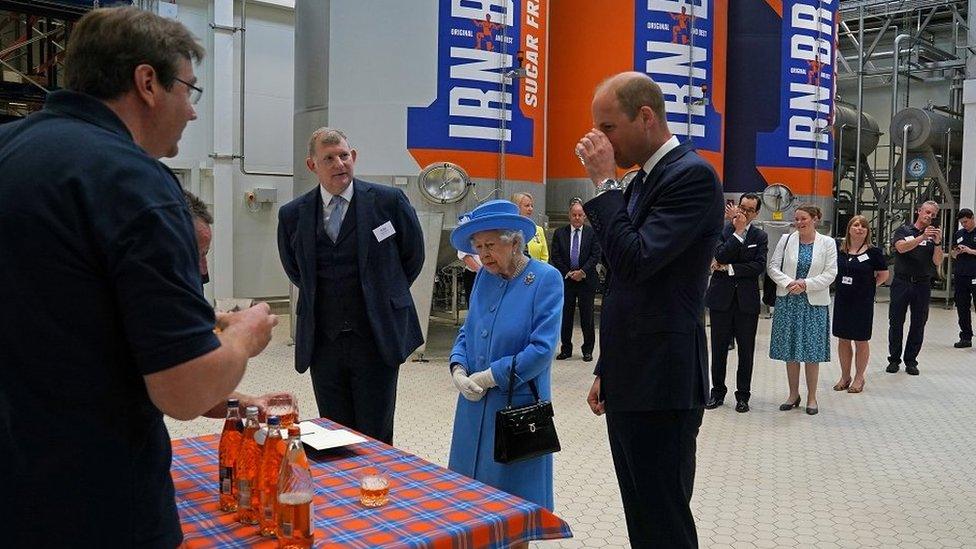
[595,178,622,194]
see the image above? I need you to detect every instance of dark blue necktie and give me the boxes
[570,228,580,269]
[626,169,647,218]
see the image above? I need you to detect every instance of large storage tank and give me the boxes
[294,0,551,262]
[546,0,727,223]
[834,101,881,160]
[725,0,838,228]
[889,107,963,155]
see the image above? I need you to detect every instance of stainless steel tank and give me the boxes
[834,102,880,160]
[889,107,963,155]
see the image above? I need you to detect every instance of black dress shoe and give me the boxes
[582,353,593,362]
[955,340,972,348]
[779,396,801,411]
[735,401,749,413]
[906,364,920,376]
[556,351,571,360]
[885,362,900,373]
[704,397,724,410]
[805,406,819,415]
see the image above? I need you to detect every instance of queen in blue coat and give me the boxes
[447,200,563,509]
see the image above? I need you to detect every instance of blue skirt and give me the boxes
[769,294,830,363]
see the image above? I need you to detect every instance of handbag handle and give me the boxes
[505,355,541,409]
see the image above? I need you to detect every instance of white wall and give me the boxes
[162,0,295,299]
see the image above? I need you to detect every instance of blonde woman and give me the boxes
[768,205,838,415]
[832,216,888,393]
[511,191,549,262]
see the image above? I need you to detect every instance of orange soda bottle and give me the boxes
[218,398,244,511]
[235,405,262,524]
[277,425,314,548]
[258,416,286,536]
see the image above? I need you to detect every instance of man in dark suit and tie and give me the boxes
[705,193,768,413]
[551,199,602,362]
[277,127,425,444]
[576,72,723,548]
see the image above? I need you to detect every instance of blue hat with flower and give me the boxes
[450,199,537,255]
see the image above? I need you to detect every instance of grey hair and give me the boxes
[918,200,939,210]
[469,229,526,250]
[307,127,349,158]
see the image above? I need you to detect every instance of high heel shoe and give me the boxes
[832,378,852,391]
[778,396,801,411]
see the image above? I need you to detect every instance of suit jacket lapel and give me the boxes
[631,142,693,219]
[353,180,373,274]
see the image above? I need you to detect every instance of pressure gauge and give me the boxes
[417,162,471,204]
[761,183,796,221]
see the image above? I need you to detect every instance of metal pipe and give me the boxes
[888,33,911,211]
[854,4,865,214]
[239,0,292,177]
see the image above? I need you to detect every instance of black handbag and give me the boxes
[494,357,561,464]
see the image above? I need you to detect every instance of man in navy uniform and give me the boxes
[887,200,943,375]
[705,193,768,413]
[576,71,723,548]
[0,8,277,547]
[277,128,424,444]
[951,208,976,348]
[551,199,602,362]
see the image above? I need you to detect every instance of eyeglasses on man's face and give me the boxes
[173,76,203,105]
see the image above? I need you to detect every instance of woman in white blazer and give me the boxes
[767,205,838,415]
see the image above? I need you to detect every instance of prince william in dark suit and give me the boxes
[576,72,723,548]
[550,200,602,361]
[705,193,768,413]
[277,128,424,444]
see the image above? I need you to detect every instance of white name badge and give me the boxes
[841,276,853,285]
[971,278,976,286]
[905,235,916,242]
[857,254,869,262]
[373,221,396,242]
[958,237,964,243]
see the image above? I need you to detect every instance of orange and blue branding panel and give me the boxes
[746,0,836,196]
[638,0,726,177]
[407,0,548,183]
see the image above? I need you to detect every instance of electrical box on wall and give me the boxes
[157,2,179,19]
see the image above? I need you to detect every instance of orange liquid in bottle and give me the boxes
[218,401,244,512]
[258,418,286,536]
[235,407,262,525]
[276,492,314,549]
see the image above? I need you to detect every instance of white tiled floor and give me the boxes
[166,301,976,548]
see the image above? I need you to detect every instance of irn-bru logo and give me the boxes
[407,0,536,156]
[638,0,722,153]
[757,0,836,167]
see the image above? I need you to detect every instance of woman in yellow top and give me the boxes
[510,192,549,262]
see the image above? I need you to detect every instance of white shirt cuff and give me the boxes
[727,264,736,276]
[733,232,746,243]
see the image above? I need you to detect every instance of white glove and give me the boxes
[452,365,485,401]
[469,368,498,391]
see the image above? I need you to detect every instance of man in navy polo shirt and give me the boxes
[0,7,277,548]
[951,208,976,348]
[887,200,943,375]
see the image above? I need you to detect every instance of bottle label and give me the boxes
[263,505,273,520]
[281,521,293,537]
[238,481,251,509]
[219,466,234,494]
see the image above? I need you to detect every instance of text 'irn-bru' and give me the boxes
[235,406,262,525]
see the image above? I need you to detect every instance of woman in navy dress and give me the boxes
[832,215,889,394]
[446,200,563,509]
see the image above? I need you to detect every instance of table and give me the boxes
[171,418,573,548]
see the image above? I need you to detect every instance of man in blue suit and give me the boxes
[277,128,424,444]
[705,193,768,413]
[576,72,723,548]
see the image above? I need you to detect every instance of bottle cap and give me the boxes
[227,398,239,407]
[267,415,281,426]
[287,425,301,438]
[245,405,259,416]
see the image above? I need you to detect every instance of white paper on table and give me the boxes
[298,421,367,451]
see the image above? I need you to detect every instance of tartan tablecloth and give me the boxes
[171,418,573,548]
